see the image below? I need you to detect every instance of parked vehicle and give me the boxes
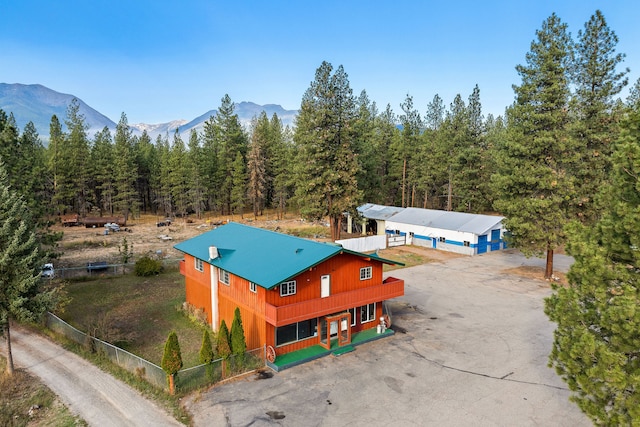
[41,263,55,278]
[87,261,109,272]
[105,223,121,232]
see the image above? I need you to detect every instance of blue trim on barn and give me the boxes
[385,229,504,254]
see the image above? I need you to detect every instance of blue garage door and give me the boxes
[477,235,487,254]
[490,229,501,251]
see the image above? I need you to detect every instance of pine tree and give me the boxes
[161,331,183,394]
[133,130,157,213]
[545,108,640,424]
[62,99,91,215]
[216,320,231,359]
[91,127,115,215]
[187,129,207,219]
[270,115,293,220]
[247,115,268,219]
[0,165,63,374]
[570,10,629,223]
[293,61,362,240]
[230,151,246,218]
[112,113,138,222]
[47,115,64,214]
[492,13,574,279]
[168,130,190,219]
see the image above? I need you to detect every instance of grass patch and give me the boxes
[380,248,435,270]
[0,355,86,426]
[58,267,206,367]
[285,225,328,239]
[61,239,113,251]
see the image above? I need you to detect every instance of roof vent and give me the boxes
[295,248,303,254]
[209,246,219,260]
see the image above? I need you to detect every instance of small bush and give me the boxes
[134,256,163,276]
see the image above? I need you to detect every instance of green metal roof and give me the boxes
[174,222,401,290]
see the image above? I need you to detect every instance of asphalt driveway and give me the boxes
[185,249,589,426]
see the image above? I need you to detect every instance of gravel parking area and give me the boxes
[185,249,589,426]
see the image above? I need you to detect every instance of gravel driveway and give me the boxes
[184,250,590,426]
[4,326,182,427]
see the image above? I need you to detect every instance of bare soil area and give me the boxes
[54,213,331,268]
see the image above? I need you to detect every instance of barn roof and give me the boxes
[357,203,406,220]
[386,207,504,236]
[174,222,400,290]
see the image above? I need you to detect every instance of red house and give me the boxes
[174,223,404,362]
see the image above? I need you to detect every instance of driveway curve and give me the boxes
[3,326,182,427]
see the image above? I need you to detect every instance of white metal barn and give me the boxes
[358,204,506,256]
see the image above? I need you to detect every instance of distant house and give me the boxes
[174,223,404,360]
[357,204,506,256]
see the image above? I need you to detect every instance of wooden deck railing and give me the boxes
[264,276,404,326]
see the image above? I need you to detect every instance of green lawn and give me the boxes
[59,268,206,368]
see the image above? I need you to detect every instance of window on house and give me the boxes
[280,280,296,297]
[348,308,357,326]
[360,303,376,323]
[276,318,318,346]
[463,241,470,247]
[194,258,204,272]
[249,282,257,293]
[219,269,230,285]
[360,266,373,280]
[439,237,446,243]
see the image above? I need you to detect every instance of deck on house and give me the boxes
[267,327,395,372]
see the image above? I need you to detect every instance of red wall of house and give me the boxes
[264,252,384,307]
[182,256,212,324]
[218,274,267,351]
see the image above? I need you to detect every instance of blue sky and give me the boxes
[2,1,639,124]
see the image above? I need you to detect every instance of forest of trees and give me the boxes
[1,10,640,420]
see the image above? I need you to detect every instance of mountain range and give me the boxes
[0,83,298,143]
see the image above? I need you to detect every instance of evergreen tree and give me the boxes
[216,320,231,359]
[425,94,445,131]
[112,113,138,222]
[156,134,173,216]
[91,127,115,215]
[199,329,214,364]
[545,109,640,424]
[247,115,268,219]
[353,90,380,204]
[134,130,157,213]
[293,61,362,240]
[62,99,91,215]
[230,307,246,362]
[375,104,401,206]
[161,331,183,394]
[47,115,64,214]
[570,10,629,223]
[187,129,207,219]
[270,117,293,219]
[492,13,574,278]
[0,165,63,374]
[393,94,423,207]
[230,151,247,218]
[169,130,190,219]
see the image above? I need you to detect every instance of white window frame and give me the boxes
[360,303,376,323]
[249,282,257,293]
[360,266,373,280]
[219,268,230,286]
[195,258,204,272]
[280,280,297,297]
[348,307,357,326]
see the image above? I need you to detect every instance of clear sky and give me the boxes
[2,1,639,125]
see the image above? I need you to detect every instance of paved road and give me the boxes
[185,250,590,426]
[3,326,182,427]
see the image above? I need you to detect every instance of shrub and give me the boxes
[134,256,163,276]
[161,331,183,394]
[231,307,246,360]
[216,320,231,359]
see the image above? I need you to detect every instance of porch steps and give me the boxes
[332,345,355,356]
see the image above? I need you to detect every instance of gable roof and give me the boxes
[357,203,405,220]
[174,222,400,290]
[385,207,504,236]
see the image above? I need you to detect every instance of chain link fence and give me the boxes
[45,312,266,392]
[51,258,183,280]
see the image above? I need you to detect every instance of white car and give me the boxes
[42,263,55,278]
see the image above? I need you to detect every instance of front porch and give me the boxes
[266,327,395,372]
